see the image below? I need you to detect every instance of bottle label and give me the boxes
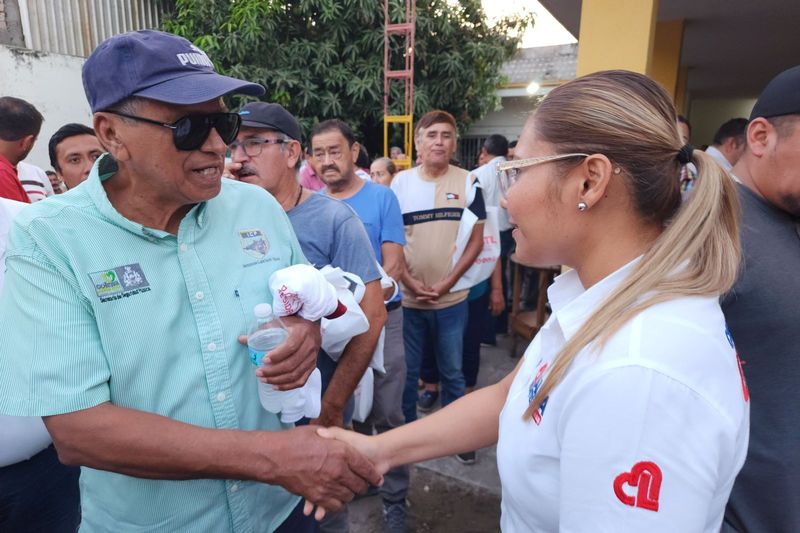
[249,348,264,366]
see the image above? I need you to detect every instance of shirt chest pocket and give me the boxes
[234,266,274,330]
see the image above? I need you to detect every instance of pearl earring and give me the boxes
[578,202,587,211]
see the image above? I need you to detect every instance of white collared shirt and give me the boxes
[469,156,512,231]
[705,145,734,172]
[497,259,750,532]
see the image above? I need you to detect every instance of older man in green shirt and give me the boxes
[0,30,379,532]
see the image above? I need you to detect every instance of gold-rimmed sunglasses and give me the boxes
[496,153,589,198]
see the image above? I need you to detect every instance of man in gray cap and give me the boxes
[0,30,379,532]
[722,65,800,533]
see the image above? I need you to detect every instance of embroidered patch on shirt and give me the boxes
[239,228,269,259]
[445,192,459,200]
[528,360,550,425]
[613,461,662,512]
[89,264,151,302]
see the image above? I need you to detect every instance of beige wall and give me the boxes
[0,44,92,170]
[466,96,538,140]
[688,98,756,147]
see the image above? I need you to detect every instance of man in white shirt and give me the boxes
[0,197,81,531]
[18,160,55,202]
[471,135,512,335]
[705,118,748,171]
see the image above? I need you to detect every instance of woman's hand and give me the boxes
[303,427,390,520]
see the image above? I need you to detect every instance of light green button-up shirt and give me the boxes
[0,155,307,532]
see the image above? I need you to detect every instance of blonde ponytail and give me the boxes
[523,72,741,420]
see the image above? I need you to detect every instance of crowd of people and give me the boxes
[0,28,798,533]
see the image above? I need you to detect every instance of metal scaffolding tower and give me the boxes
[383,0,416,169]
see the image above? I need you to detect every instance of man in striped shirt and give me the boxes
[0,31,379,532]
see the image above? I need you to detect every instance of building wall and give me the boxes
[689,98,756,147]
[465,96,538,141]
[0,0,26,47]
[0,44,91,170]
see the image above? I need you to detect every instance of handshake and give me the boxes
[265,425,388,520]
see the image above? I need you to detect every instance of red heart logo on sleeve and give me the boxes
[613,461,662,512]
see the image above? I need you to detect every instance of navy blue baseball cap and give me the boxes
[82,30,265,113]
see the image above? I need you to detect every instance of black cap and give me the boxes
[750,65,800,120]
[238,102,301,141]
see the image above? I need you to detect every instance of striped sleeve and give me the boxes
[0,248,110,416]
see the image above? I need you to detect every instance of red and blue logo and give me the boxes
[528,360,550,425]
[725,325,749,402]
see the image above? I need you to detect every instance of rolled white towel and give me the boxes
[269,264,339,321]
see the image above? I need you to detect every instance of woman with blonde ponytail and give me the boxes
[313,71,749,532]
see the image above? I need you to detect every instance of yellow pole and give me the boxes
[674,67,689,115]
[648,19,685,100]
[576,0,659,76]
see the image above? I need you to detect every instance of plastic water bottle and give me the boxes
[248,303,296,413]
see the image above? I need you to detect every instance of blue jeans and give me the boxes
[402,301,468,422]
[420,287,491,389]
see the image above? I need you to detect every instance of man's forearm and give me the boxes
[380,243,405,284]
[44,402,280,483]
[441,223,484,288]
[490,257,502,291]
[322,283,387,411]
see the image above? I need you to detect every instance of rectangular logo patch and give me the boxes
[89,263,151,303]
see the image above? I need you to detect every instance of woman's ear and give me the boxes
[576,154,615,210]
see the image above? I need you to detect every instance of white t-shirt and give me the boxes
[497,260,750,532]
[0,197,52,466]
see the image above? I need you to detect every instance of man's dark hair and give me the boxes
[483,134,509,157]
[310,119,356,147]
[677,114,692,134]
[712,118,748,145]
[0,96,44,141]
[48,123,96,171]
[509,140,518,149]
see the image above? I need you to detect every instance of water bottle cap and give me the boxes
[253,303,273,319]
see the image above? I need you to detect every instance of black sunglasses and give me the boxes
[108,111,242,151]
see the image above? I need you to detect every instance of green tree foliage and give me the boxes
[163,0,533,156]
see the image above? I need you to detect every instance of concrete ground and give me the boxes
[349,333,523,532]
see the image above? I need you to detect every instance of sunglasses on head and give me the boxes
[107,111,242,151]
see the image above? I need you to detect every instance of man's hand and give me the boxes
[222,160,242,180]
[267,426,382,515]
[310,400,345,428]
[304,426,391,520]
[428,278,455,301]
[489,287,505,316]
[404,275,438,301]
[238,316,320,391]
